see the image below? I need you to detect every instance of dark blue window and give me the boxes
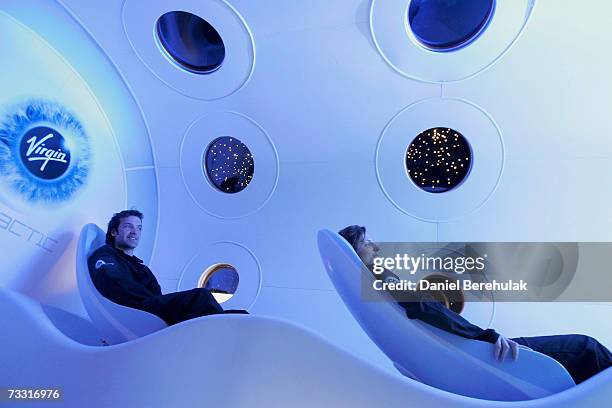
[408,0,495,51]
[203,265,239,303]
[205,137,254,193]
[406,127,471,193]
[156,11,225,73]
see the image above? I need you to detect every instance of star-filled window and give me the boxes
[199,264,239,304]
[204,137,254,193]
[406,127,471,193]
[156,11,225,74]
[408,0,495,51]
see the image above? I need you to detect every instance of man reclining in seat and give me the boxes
[339,225,612,385]
[88,209,247,326]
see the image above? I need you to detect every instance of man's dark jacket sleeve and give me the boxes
[88,245,160,307]
[379,268,500,343]
[400,300,500,343]
[88,244,223,325]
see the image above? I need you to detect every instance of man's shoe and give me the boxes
[224,309,249,314]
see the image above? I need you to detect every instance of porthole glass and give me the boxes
[199,263,239,303]
[420,274,464,314]
[156,11,225,74]
[407,0,495,51]
[204,136,254,193]
[406,127,472,193]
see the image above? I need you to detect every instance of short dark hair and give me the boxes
[106,209,144,246]
[338,225,366,252]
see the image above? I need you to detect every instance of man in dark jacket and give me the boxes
[339,225,612,384]
[88,209,246,326]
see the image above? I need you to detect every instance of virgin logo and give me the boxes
[25,133,68,172]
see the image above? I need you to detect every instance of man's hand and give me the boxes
[494,335,520,362]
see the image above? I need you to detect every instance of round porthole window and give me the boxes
[420,274,464,314]
[204,136,254,193]
[198,263,239,303]
[407,0,496,51]
[156,10,225,74]
[406,127,472,193]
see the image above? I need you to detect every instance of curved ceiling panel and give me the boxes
[370,0,535,82]
[376,97,504,222]
[0,2,157,304]
[122,0,255,100]
[180,111,278,219]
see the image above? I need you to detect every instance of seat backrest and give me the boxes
[76,224,167,344]
[317,229,575,401]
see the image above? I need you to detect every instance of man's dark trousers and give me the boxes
[512,335,612,384]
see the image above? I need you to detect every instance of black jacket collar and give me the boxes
[106,244,143,264]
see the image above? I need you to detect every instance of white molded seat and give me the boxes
[317,228,576,401]
[76,223,167,344]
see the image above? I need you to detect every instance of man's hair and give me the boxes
[106,209,144,246]
[338,225,366,252]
